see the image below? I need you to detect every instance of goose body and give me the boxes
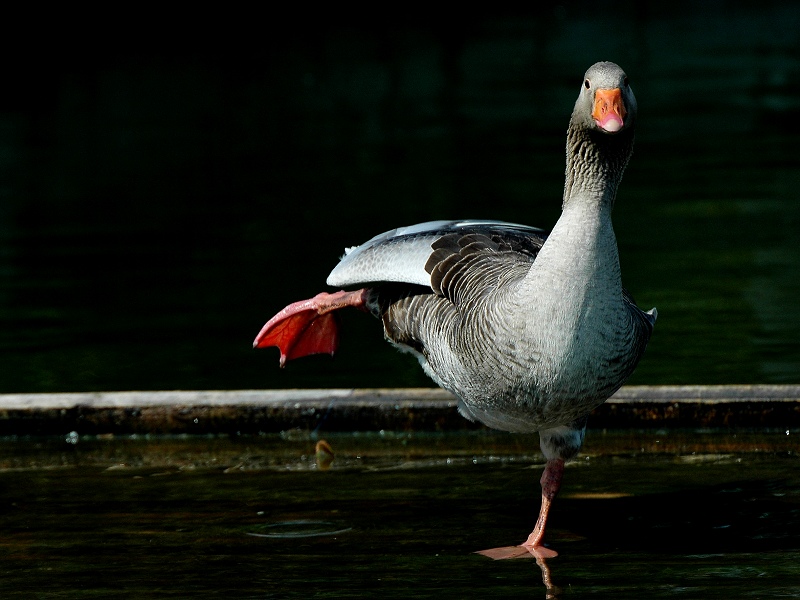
[254,61,656,559]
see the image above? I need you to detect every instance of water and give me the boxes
[0,431,798,598]
[1,5,800,393]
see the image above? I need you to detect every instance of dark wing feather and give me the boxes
[424,228,547,306]
[622,287,657,365]
[377,225,547,355]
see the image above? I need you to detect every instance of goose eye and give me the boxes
[623,76,629,87]
[584,79,590,89]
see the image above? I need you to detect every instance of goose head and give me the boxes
[562,62,637,208]
[571,61,637,134]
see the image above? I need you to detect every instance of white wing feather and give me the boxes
[326,219,541,288]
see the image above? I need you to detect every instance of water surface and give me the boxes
[0,431,798,598]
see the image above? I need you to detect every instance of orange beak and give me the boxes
[592,88,626,133]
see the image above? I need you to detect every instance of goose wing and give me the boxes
[326,219,547,296]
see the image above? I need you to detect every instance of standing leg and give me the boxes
[476,417,587,561]
[520,458,564,558]
[522,419,587,557]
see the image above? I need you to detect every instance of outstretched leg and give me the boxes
[253,289,370,366]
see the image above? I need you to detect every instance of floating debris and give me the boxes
[315,439,334,471]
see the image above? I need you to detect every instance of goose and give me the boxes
[253,61,656,559]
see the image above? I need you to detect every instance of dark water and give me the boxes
[0,431,798,598]
[1,4,800,393]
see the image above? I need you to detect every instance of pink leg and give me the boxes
[253,289,369,366]
[476,458,564,560]
[521,458,564,558]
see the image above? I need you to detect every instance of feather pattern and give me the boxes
[321,63,655,434]
[255,62,656,559]
[327,220,543,288]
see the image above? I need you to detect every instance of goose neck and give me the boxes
[562,126,634,211]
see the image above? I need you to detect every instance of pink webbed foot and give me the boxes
[253,289,369,366]
[475,546,550,560]
[475,541,558,561]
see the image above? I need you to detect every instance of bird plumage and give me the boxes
[254,61,656,559]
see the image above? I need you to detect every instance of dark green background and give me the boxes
[2,3,799,392]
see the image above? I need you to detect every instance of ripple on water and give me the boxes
[246,519,353,539]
